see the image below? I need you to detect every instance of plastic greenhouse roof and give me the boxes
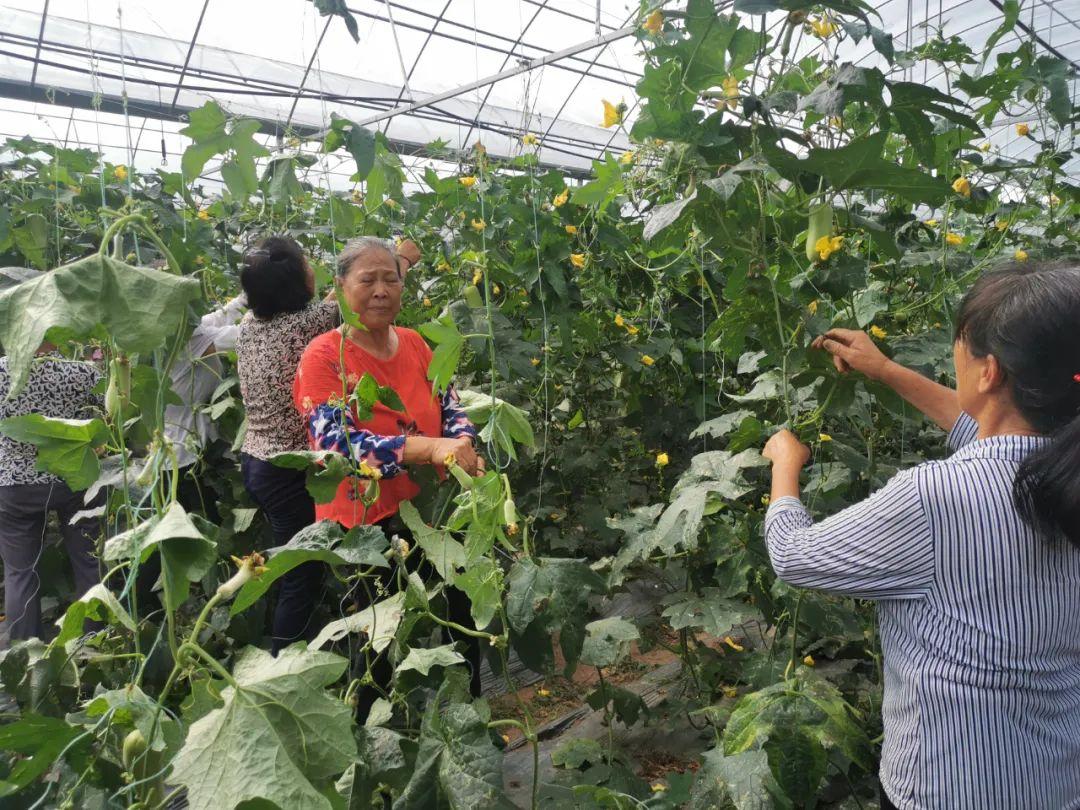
[0,0,1076,187]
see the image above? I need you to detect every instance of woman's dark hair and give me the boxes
[240,235,312,319]
[954,260,1080,546]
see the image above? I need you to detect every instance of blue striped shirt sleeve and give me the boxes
[947,411,978,452]
[764,470,934,600]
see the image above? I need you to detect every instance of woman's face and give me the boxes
[340,249,403,330]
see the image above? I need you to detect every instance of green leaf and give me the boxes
[477,399,535,461]
[0,253,201,396]
[399,500,468,581]
[661,590,754,638]
[312,0,360,42]
[689,748,790,810]
[326,115,376,179]
[394,680,513,809]
[310,590,406,652]
[13,213,49,268]
[397,644,466,677]
[853,285,889,328]
[550,738,605,769]
[643,190,697,242]
[580,616,639,669]
[452,557,503,629]
[420,316,465,393]
[0,415,108,490]
[0,714,84,797]
[232,521,389,615]
[171,645,356,810]
[102,503,217,612]
[571,154,624,208]
[54,584,136,645]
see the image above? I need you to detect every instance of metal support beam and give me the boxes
[285,18,333,130]
[28,0,49,88]
[353,24,636,128]
[171,0,210,109]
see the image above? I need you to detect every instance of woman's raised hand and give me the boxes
[812,329,891,380]
[396,239,421,273]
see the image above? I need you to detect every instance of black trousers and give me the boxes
[879,783,900,810]
[0,482,103,643]
[241,453,483,697]
[241,453,324,653]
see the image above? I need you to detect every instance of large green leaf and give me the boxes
[661,589,755,638]
[452,557,503,629]
[397,643,466,677]
[419,316,465,393]
[180,100,269,183]
[231,521,389,615]
[0,253,201,396]
[171,645,356,810]
[689,748,790,810]
[102,503,217,612]
[580,616,639,669]
[310,590,406,652]
[312,0,360,42]
[0,714,86,798]
[0,415,108,490]
[394,676,513,810]
[54,584,136,645]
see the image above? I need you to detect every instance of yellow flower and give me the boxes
[651,783,667,793]
[531,357,541,367]
[807,299,818,315]
[470,218,486,231]
[357,462,382,480]
[1016,122,1030,137]
[537,687,551,697]
[460,175,477,188]
[722,685,738,699]
[945,232,964,246]
[553,188,569,207]
[197,209,210,221]
[1014,249,1029,262]
[803,655,815,667]
[952,176,971,197]
[722,75,740,109]
[816,234,843,261]
[828,116,843,128]
[522,133,539,146]
[656,452,669,468]
[979,142,991,152]
[570,253,587,268]
[809,15,838,38]
[761,494,771,507]
[492,284,501,295]
[423,297,432,307]
[640,354,655,366]
[723,636,745,652]
[642,9,663,35]
[619,150,635,165]
[819,433,833,442]
[501,734,511,744]
[565,224,578,235]
[869,325,887,339]
[472,269,483,286]
[436,260,451,272]
[995,220,1009,232]
[113,165,128,181]
[1049,194,1061,206]
[614,314,625,327]
[625,324,639,335]
[924,219,938,227]
[601,99,625,128]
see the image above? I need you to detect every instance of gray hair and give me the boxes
[335,236,398,278]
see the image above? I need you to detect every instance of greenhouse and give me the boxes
[0,0,1077,807]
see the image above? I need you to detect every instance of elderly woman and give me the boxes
[292,236,484,699]
[761,262,1080,809]
[237,235,419,653]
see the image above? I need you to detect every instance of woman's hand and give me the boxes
[396,239,421,274]
[812,328,891,380]
[431,436,485,476]
[763,429,811,470]
[763,429,809,502]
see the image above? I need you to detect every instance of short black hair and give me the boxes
[956,260,1080,546]
[240,235,312,319]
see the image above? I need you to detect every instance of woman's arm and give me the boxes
[762,431,935,598]
[813,328,961,431]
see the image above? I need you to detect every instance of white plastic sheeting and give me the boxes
[0,0,1076,183]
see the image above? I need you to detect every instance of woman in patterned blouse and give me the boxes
[236,235,420,653]
[293,236,484,705]
[762,262,1080,810]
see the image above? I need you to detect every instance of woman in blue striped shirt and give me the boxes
[762,262,1080,809]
